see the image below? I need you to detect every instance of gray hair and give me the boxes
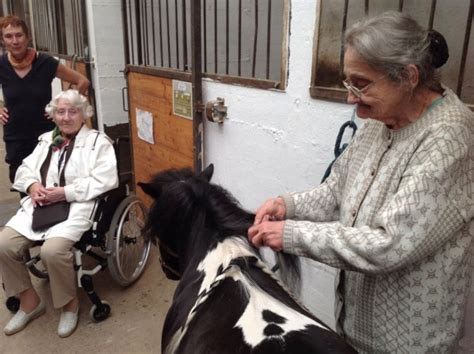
[344,11,448,91]
[45,89,94,119]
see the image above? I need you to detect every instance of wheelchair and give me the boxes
[3,136,151,322]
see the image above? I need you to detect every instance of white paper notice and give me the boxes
[136,108,154,144]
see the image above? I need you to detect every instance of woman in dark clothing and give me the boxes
[0,15,90,183]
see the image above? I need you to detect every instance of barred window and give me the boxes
[123,0,290,89]
[30,0,88,60]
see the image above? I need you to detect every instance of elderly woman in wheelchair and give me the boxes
[0,89,118,338]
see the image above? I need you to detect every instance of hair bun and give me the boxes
[428,29,449,68]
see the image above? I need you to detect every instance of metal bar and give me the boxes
[214,0,217,73]
[238,0,242,76]
[456,0,473,96]
[139,0,144,64]
[266,0,271,79]
[135,0,142,65]
[128,0,135,65]
[225,0,229,75]
[182,0,188,70]
[34,1,41,49]
[191,0,203,173]
[340,0,349,78]
[364,0,369,16]
[151,0,156,66]
[159,0,164,66]
[50,1,56,52]
[80,0,89,58]
[203,0,207,73]
[122,0,131,65]
[398,0,404,11]
[143,0,150,66]
[72,0,79,55]
[34,2,41,49]
[54,0,66,55]
[175,0,180,69]
[40,2,47,50]
[166,0,171,67]
[46,0,51,50]
[278,0,290,89]
[252,0,259,78]
[428,0,437,30]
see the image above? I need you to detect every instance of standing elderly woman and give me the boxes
[248,12,473,353]
[0,90,118,337]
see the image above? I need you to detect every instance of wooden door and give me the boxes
[127,70,194,206]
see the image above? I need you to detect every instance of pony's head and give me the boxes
[139,164,254,280]
[138,164,214,279]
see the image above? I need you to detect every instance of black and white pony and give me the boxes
[139,165,356,354]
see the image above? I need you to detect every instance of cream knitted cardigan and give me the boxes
[282,88,474,353]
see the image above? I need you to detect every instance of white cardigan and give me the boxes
[7,125,119,242]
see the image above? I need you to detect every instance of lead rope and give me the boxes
[321,107,357,183]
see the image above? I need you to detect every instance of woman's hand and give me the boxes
[28,182,48,207]
[248,220,285,252]
[42,187,66,205]
[253,197,287,225]
[0,107,9,125]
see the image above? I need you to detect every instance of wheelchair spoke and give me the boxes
[108,196,151,286]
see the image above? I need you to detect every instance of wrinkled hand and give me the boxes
[248,219,285,252]
[28,182,48,207]
[42,187,66,205]
[253,197,287,226]
[0,107,9,125]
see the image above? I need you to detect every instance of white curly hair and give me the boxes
[45,89,94,120]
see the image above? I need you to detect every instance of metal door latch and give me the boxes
[206,97,227,124]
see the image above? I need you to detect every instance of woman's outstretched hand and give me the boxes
[253,197,287,225]
[248,219,285,251]
[248,197,287,251]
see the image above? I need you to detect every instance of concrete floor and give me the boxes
[0,125,177,353]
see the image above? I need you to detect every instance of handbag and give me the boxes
[31,137,75,232]
[31,201,70,231]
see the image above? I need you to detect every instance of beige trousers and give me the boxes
[0,227,76,308]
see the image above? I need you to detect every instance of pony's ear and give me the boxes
[138,182,161,199]
[200,164,214,182]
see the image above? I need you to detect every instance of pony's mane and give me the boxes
[143,167,254,244]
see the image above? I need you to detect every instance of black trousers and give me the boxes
[4,138,37,185]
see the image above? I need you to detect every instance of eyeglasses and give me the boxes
[342,75,387,98]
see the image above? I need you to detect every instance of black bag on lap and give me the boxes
[31,138,75,232]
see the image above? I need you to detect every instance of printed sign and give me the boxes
[173,80,193,119]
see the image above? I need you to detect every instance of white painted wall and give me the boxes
[86,0,128,131]
[202,1,355,328]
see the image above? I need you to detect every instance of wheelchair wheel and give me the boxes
[89,300,111,322]
[107,194,151,287]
